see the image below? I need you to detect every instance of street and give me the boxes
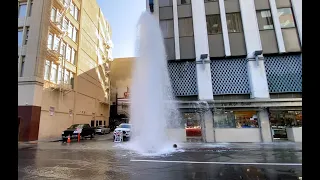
[18,134,302,180]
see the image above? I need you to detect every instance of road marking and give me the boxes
[130,159,302,166]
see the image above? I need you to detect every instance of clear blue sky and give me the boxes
[97,0,146,58]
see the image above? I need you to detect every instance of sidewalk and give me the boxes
[180,141,302,151]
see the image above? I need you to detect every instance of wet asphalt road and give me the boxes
[18,135,302,180]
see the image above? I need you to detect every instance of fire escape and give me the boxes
[100,34,113,106]
[46,0,72,97]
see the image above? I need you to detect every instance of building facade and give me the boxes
[144,0,302,142]
[18,0,113,141]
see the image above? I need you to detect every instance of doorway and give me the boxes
[269,110,302,141]
[91,120,95,127]
[183,112,203,142]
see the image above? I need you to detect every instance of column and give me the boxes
[291,0,302,44]
[172,0,180,59]
[18,78,43,141]
[269,0,286,52]
[258,109,272,142]
[191,0,214,100]
[203,110,215,142]
[239,0,270,99]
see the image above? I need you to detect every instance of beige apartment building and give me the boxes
[18,0,113,141]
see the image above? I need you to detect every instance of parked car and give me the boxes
[113,123,131,141]
[94,125,110,134]
[62,124,95,142]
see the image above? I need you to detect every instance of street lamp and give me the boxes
[253,50,263,66]
[149,0,154,13]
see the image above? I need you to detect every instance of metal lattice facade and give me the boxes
[168,61,198,96]
[210,58,250,95]
[264,54,302,93]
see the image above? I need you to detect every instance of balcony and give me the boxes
[43,80,59,90]
[46,48,62,63]
[52,0,65,10]
[104,40,113,49]
[59,83,73,91]
[49,20,64,35]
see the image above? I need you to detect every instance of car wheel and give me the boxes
[90,133,94,139]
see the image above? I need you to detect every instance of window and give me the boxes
[179,0,190,5]
[104,121,106,125]
[60,42,66,56]
[160,20,174,38]
[70,73,74,87]
[58,66,62,84]
[18,30,23,46]
[56,12,62,28]
[68,23,73,39]
[278,8,295,28]
[66,46,71,62]
[214,111,259,128]
[269,111,302,128]
[47,33,53,49]
[18,3,27,18]
[226,13,243,33]
[24,29,29,45]
[74,6,79,21]
[44,60,51,81]
[50,8,56,22]
[64,70,70,84]
[63,0,70,7]
[50,63,57,83]
[159,0,173,7]
[29,2,33,16]
[256,10,274,30]
[53,36,60,51]
[72,27,77,42]
[62,18,68,31]
[20,56,25,77]
[71,48,76,64]
[206,15,222,34]
[178,18,194,37]
[99,121,102,125]
[70,3,74,17]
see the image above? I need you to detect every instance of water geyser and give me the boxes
[128,12,181,155]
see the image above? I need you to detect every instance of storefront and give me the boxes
[213,110,262,142]
[269,110,302,142]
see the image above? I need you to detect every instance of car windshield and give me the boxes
[68,124,83,129]
[96,126,104,128]
[119,124,131,128]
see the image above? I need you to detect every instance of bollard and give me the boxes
[78,133,80,142]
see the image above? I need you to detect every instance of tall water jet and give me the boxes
[128,12,181,154]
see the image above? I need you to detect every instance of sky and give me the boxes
[96,0,146,58]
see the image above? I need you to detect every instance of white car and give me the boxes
[113,123,131,141]
[94,125,110,135]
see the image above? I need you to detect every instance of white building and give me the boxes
[143,0,302,143]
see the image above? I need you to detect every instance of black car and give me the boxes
[62,124,95,142]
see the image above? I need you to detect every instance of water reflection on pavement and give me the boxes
[18,136,302,180]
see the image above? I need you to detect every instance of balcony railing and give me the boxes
[46,48,62,63]
[49,21,64,35]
